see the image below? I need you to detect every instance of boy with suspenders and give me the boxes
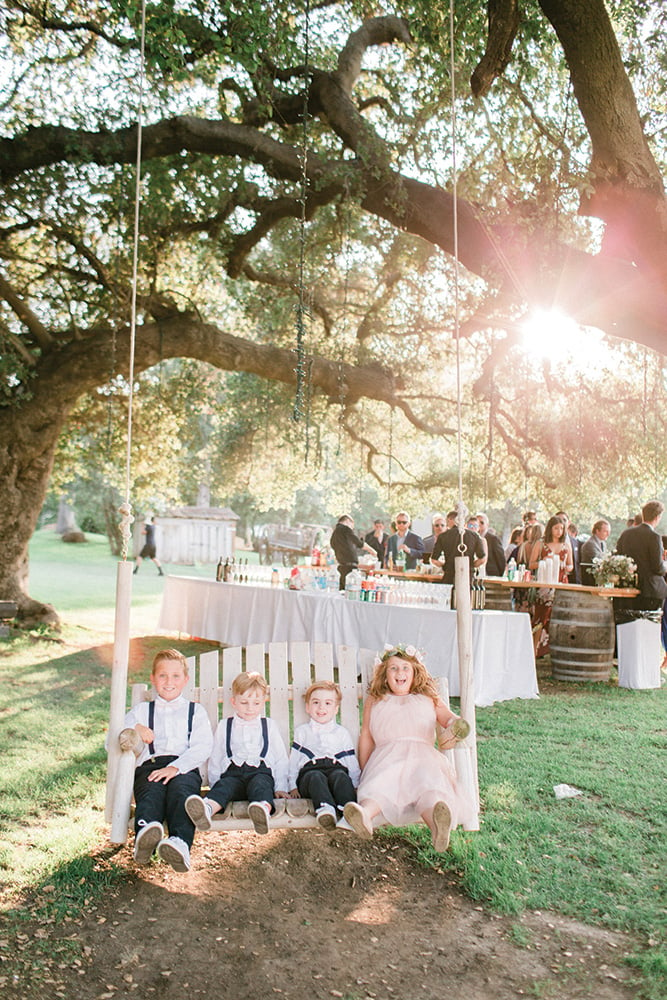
[186,672,289,834]
[288,680,360,829]
[122,648,213,872]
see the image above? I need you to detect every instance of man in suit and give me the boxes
[567,523,582,584]
[476,512,506,577]
[421,513,447,561]
[580,519,611,586]
[614,501,667,612]
[364,518,389,565]
[431,515,486,587]
[386,511,424,570]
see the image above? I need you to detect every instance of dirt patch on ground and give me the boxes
[7,829,639,1000]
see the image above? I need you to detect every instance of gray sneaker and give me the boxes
[185,795,213,831]
[133,821,164,864]
[248,801,271,835]
[157,836,191,873]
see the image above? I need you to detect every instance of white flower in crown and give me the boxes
[378,642,425,665]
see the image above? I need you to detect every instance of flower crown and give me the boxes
[373,642,425,668]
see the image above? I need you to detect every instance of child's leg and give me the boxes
[206,768,249,813]
[343,797,382,839]
[245,766,275,811]
[327,767,356,811]
[416,790,454,852]
[133,761,169,831]
[297,767,334,811]
[163,769,202,848]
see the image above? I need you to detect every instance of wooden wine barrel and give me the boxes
[549,589,615,682]
[483,580,513,611]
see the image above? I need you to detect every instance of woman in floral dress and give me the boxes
[529,516,573,657]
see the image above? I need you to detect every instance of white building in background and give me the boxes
[133,506,239,565]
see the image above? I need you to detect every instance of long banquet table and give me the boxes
[158,576,539,707]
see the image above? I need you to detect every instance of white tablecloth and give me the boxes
[158,577,538,707]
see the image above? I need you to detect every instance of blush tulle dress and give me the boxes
[357,693,465,828]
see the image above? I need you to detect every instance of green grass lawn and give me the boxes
[1,529,666,998]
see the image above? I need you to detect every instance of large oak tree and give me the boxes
[1,0,666,619]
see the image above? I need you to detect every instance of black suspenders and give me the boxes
[147,700,195,756]
[226,716,269,759]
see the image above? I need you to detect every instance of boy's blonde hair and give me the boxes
[232,671,268,696]
[151,648,188,676]
[303,680,342,705]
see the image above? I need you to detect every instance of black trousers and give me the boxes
[134,755,202,847]
[337,563,357,590]
[207,762,275,812]
[296,760,356,811]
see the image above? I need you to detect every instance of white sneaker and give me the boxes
[316,804,337,830]
[248,800,271,835]
[335,815,354,832]
[185,795,213,831]
[157,836,191,873]
[133,821,164,864]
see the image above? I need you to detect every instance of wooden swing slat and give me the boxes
[290,641,314,728]
[337,644,361,735]
[267,642,290,750]
[312,641,334,680]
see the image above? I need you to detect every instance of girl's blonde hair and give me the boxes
[232,671,268,696]
[368,648,439,705]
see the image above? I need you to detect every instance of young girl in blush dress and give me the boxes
[344,644,470,852]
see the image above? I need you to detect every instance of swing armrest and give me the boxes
[119,727,144,755]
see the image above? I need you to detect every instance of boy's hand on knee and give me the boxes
[275,790,289,798]
[288,788,300,798]
[148,765,178,783]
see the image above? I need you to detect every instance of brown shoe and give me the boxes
[343,802,373,840]
[431,801,452,852]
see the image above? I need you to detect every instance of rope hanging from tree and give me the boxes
[292,0,311,422]
[448,0,479,831]
[118,0,148,560]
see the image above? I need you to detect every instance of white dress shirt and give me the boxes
[122,694,213,773]
[208,714,289,792]
[288,718,361,790]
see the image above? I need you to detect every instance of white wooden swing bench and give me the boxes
[106,640,460,844]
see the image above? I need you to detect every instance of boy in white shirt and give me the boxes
[288,680,360,829]
[121,648,213,873]
[186,672,289,834]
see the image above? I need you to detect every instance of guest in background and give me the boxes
[505,526,523,561]
[431,516,485,588]
[512,522,543,615]
[386,512,424,570]
[364,518,389,565]
[530,516,573,658]
[330,515,376,589]
[615,501,667,614]
[567,523,582,584]
[522,511,538,527]
[580,520,611,586]
[477,513,506,578]
[422,513,447,562]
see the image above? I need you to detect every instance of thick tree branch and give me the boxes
[538,0,667,283]
[0,271,53,349]
[471,0,521,98]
